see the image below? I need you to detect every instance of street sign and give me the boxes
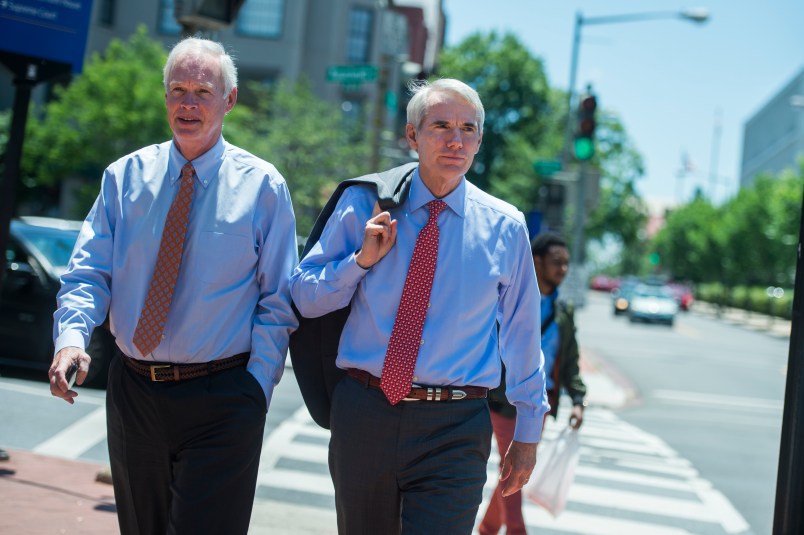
[533,159,562,176]
[0,0,94,73]
[326,65,378,84]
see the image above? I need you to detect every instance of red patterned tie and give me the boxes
[380,199,447,404]
[133,163,196,356]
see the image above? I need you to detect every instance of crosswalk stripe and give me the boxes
[33,406,107,459]
[521,508,696,535]
[251,405,749,534]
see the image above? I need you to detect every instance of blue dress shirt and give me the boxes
[289,169,549,442]
[54,137,299,404]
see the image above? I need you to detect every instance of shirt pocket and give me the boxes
[193,231,254,286]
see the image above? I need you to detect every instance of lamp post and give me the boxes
[561,8,709,305]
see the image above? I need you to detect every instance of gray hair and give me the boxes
[406,79,485,134]
[163,37,238,97]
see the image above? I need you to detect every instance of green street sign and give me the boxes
[326,65,378,84]
[533,159,562,176]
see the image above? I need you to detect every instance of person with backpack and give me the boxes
[289,78,549,534]
[479,232,587,535]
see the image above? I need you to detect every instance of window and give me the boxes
[159,0,182,35]
[236,0,284,39]
[97,0,116,27]
[346,8,373,63]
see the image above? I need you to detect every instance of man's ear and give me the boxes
[405,123,418,150]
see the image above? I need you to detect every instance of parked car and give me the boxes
[590,274,620,292]
[1,217,116,386]
[627,284,679,326]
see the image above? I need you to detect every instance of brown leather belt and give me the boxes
[123,353,249,382]
[347,368,488,402]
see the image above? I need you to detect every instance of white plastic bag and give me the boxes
[524,425,580,516]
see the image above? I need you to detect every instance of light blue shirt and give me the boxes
[54,137,299,405]
[541,291,560,391]
[289,169,549,442]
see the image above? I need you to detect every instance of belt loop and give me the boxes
[173,366,180,381]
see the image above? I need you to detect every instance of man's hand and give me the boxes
[499,440,537,497]
[569,404,585,429]
[49,346,91,404]
[355,202,397,269]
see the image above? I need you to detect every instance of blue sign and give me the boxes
[1,0,94,73]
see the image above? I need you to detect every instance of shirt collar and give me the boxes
[168,136,226,189]
[409,166,467,218]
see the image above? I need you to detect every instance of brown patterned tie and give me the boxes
[380,199,447,404]
[133,163,195,356]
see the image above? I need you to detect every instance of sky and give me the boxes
[441,0,804,211]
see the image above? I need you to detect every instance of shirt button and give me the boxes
[161,334,167,340]
[413,376,418,382]
[420,339,424,346]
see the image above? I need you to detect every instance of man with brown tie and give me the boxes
[48,37,298,534]
[289,79,549,534]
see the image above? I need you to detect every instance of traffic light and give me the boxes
[574,93,597,161]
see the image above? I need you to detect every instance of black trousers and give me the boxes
[106,354,267,535]
[329,375,492,535]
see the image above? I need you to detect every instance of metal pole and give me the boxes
[561,11,582,166]
[0,73,35,292]
[572,159,588,265]
[772,186,804,534]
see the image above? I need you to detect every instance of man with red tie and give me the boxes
[289,79,549,534]
[48,37,298,534]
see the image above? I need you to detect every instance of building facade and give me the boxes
[2,0,444,158]
[740,66,804,188]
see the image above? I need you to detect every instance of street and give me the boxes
[0,291,787,534]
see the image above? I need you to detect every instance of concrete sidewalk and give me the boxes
[0,449,118,535]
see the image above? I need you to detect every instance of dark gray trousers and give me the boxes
[329,375,492,535]
[106,354,267,535]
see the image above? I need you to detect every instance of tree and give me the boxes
[583,113,648,274]
[651,192,723,283]
[225,79,371,236]
[23,26,170,204]
[438,32,553,196]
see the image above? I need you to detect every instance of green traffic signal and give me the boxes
[574,137,594,161]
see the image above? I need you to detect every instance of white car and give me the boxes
[627,284,679,326]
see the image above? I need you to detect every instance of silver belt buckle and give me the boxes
[451,389,467,400]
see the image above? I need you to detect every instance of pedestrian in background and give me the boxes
[290,78,549,534]
[48,37,298,534]
[480,232,587,535]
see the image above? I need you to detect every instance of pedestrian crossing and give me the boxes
[0,377,750,535]
[250,404,750,535]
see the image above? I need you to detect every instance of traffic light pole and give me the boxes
[772,187,804,534]
[571,159,589,265]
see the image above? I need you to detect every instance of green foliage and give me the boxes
[438,32,553,197]
[585,114,648,274]
[652,192,723,283]
[697,282,793,320]
[225,79,371,236]
[654,161,803,303]
[23,27,170,191]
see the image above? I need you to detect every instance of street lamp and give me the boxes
[562,7,710,165]
[560,8,709,304]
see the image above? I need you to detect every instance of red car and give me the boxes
[590,275,620,292]
[667,283,694,311]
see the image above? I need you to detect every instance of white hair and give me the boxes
[163,37,237,97]
[406,79,485,133]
